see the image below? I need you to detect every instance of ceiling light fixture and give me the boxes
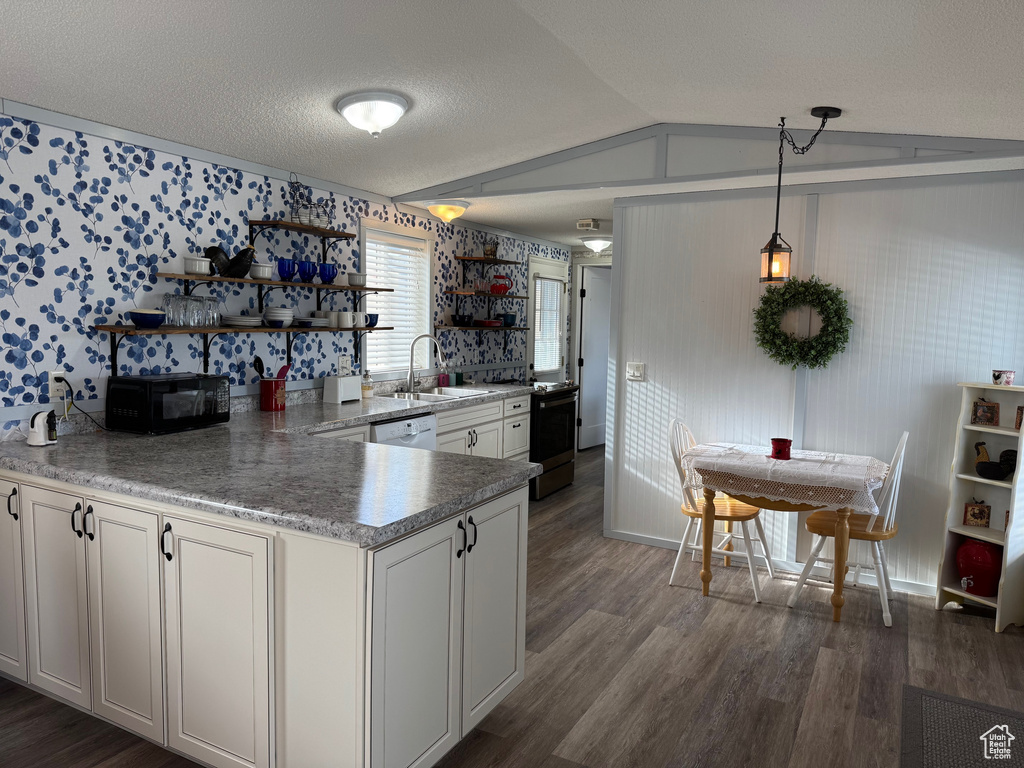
[760,106,841,284]
[336,92,409,138]
[426,200,471,223]
[581,236,612,253]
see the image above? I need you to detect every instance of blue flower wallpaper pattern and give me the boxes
[0,112,568,436]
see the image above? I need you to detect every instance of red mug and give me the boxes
[260,378,286,412]
[770,438,792,460]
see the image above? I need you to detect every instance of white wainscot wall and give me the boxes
[606,177,1024,592]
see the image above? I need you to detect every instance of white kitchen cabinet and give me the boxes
[164,516,272,768]
[86,500,164,742]
[0,480,27,682]
[470,420,503,459]
[369,515,465,768]
[461,492,527,733]
[20,485,91,708]
[502,415,530,458]
[315,424,370,442]
[437,429,471,455]
[437,404,504,459]
[368,487,529,768]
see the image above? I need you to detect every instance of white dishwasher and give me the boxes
[370,414,437,450]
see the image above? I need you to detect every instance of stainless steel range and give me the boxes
[529,382,580,499]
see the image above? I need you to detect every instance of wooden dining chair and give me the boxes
[667,420,776,602]
[787,431,909,627]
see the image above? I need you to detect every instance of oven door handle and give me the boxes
[538,396,577,409]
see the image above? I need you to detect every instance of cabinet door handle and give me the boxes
[84,505,95,541]
[467,515,478,554]
[160,522,173,561]
[70,502,83,538]
[7,487,16,521]
[512,423,521,429]
[472,429,478,447]
[456,520,466,558]
[511,403,523,409]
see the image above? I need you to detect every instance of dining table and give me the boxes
[680,443,889,621]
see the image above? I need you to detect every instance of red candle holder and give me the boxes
[770,438,792,460]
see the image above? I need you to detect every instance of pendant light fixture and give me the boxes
[336,92,409,138]
[760,107,841,284]
[581,236,612,253]
[426,200,471,223]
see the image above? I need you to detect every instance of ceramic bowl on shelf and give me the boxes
[249,263,273,280]
[347,272,367,287]
[318,263,339,284]
[184,256,212,275]
[297,261,318,283]
[277,258,297,280]
[127,309,166,329]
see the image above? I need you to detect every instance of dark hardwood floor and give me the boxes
[2,446,1022,767]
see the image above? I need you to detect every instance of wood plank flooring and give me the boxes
[2,446,1023,767]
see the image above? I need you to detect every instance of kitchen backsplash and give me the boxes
[0,112,567,437]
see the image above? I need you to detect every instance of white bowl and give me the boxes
[348,273,367,287]
[249,263,273,280]
[184,256,211,275]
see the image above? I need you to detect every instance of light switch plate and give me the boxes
[626,362,645,382]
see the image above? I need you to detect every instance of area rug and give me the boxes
[902,685,1024,766]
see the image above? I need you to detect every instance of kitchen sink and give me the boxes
[379,392,457,402]
[419,387,496,398]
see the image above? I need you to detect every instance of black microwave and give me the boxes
[106,374,231,434]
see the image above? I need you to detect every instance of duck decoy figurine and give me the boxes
[975,442,1016,481]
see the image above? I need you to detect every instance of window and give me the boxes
[363,228,431,373]
[532,276,564,373]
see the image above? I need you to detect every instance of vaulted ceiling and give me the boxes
[2,0,1023,243]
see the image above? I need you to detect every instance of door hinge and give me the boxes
[579,288,586,299]
[578,357,584,368]
[576,417,583,427]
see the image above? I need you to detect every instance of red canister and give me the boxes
[260,378,286,412]
[956,538,1003,597]
[770,438,792,460]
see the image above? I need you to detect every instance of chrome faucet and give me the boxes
[407,334,449,393]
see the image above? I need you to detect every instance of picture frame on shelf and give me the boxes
[972,400,1000,426]
[964,501,992,528]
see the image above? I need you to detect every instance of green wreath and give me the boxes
[753,276,852,369]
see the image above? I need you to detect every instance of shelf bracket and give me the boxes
[181,278,214,297]
[107,331,127,374]
[200,333,228,375]
[258,285,291,313]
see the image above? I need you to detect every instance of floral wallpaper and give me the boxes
[0,112,567,436]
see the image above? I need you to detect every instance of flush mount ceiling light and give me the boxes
[760,106,841,284]
[581,236,612,253]
[426,200,470,223]
[335,92,409,138]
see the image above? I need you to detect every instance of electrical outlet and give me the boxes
[625,362,646,382]
[48,369,69,402]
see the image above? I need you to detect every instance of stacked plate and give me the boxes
[263,307,294,329]
[295,316,330,328]
[222,314,262,328]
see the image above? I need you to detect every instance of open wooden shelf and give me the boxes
[435,325,529,332]
[94,325,391,336]
[939,582,999,609]
[157,272,391,294]
[454,256,522,266]
[962,424,1021,437]
[443,290,528,300]
[954,473,1014,489]
[948,524,1006,546]
[247,219,356,240]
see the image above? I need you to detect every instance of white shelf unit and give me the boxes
[936,383,1024,631]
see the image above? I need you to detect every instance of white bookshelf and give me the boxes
[936,383,1024,631]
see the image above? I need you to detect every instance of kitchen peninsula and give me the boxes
[0,394,540,768]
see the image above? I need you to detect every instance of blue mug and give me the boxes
[319,263,339,284]
[277,258,297,280]
[365,313,379,328]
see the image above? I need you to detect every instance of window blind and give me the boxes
[364,229,431,373]
[533,276,563,373]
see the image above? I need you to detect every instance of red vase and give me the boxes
[956,538,1002,597]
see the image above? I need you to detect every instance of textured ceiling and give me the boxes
[2,0,1023,242]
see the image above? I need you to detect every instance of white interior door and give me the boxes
[164,516,271,768]
[527,257,569,383]
[369,516,464,768]
[461,491,527,733]
[21,485,91,708]
[577,266,612,449]
[87,500,164,742]
[0,482,27,681]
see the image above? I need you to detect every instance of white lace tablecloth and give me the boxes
[681,443,889,515]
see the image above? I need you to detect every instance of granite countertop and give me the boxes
[0,387,541,547]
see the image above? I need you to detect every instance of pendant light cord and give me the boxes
[772,112,833,238]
